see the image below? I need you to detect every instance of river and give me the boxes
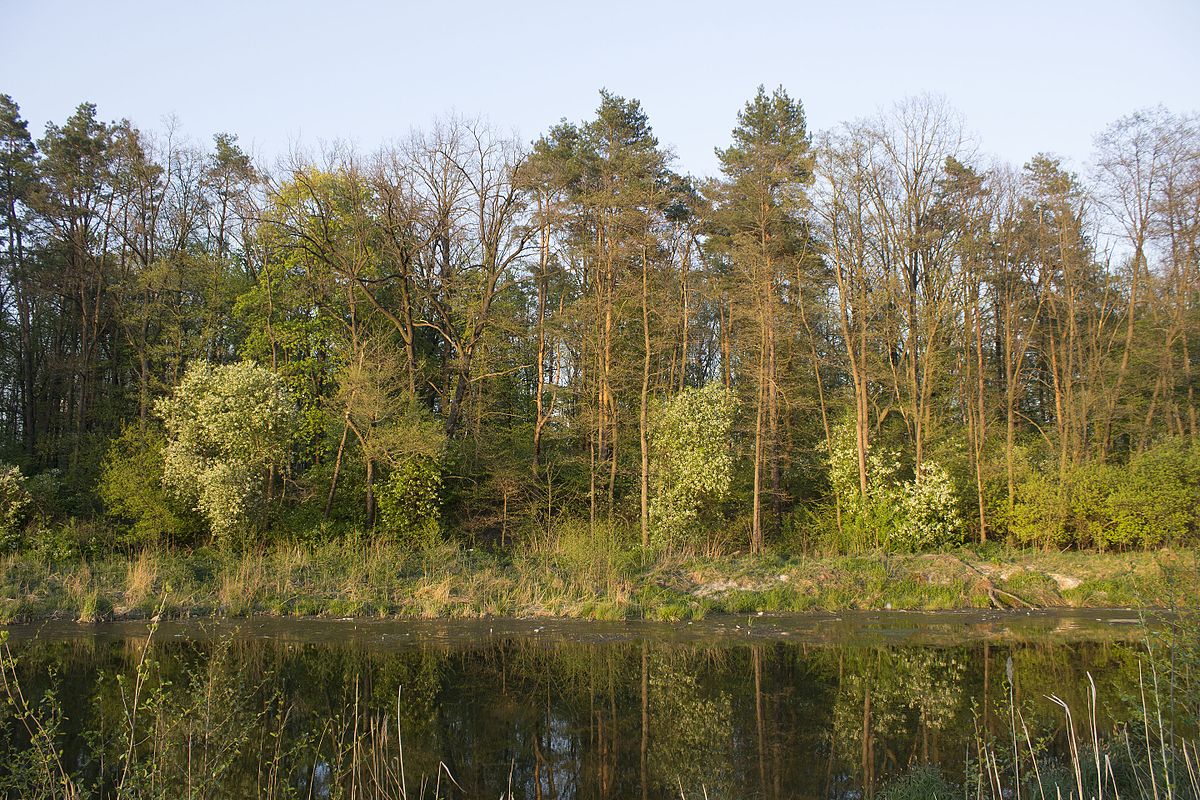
[0,609,1173,798]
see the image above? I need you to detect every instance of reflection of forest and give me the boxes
[3,631,1168,799]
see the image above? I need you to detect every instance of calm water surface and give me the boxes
[2,610,1163,798]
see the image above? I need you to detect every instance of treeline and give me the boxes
[0,89,1197,555]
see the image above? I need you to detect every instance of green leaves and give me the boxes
[378,458,443,548]
[1009,438,1200,550]
[156,361,297,542]
[98,424,197,546]
[0,465,32,552]
[649,384,738,548]
[824,418,964,552]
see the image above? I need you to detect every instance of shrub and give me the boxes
[1010,469,1070,549]
[1008,438,1199,550]
[648,383,738,548]
[878,765,959,800]
[1068,461,1122,548]
[156,361,297,542]
[823,417,905,551]
[22,469,65,526]
[823,417,964,552]
[893,461,964,552]
[98,424,198,546]
[31,518,115,562]
[0,464,32,551]
[1101,442,1195,549]
[377,458,443,549]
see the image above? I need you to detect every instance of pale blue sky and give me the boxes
[3,0,1197,176]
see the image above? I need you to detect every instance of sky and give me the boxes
[3,0,1198,178]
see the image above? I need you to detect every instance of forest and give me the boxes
[1,87,1198,562]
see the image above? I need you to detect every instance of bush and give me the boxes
[98,424,198,546]
[648,383,738,548]
[1101,442,1195,549]
[0,464,32,551]
[22,469,64,526]
[823,417,904,551]
[31,518,115,562]
[156,361,297,542]
[1010,469,1070,549]
[823,417,964,552]
[377,458,443,549]
[1009,438,1199,550]
[1068,461,1123,547]
[893,461,964,552]
[878,765,959,800]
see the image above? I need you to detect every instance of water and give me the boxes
[0,610,1166,798]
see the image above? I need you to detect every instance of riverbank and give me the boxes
[1,540,1197,624]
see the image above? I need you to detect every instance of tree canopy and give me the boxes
[0,90,1197,554]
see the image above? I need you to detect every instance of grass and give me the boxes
[0,533,1196,624]
[874,643,1200,800]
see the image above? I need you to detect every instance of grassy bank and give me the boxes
[1,532,1197,624]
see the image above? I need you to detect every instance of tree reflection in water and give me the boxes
[0,619,1180,799]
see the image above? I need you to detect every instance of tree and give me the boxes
[33,103,120,468]
[0,95,38,457]
[528,92,675,541]
[874,99,966,481]
[1,87,1197,557]
[156,361,296,541]
[1092,108,1176,457]
[0,464,31,551]
[709,86,815,552]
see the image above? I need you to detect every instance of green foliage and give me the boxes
[893,462,965,551]
[1103,441,1197,548]
[233,253,336,466]
[823,418,964,552]
[22,469,64,526]
[648,383,738,548]
[98,424,197,546]
[30,518,114,562]
[1010,438,1199,550]
[1066,460,1123,547]
[878,765,959,800]
[1008,461,1070,549]
[156,361,297,542]
[2,91,1198,562]
[823,419,903,551]
[377,458,443,548]
[0,464,32,551]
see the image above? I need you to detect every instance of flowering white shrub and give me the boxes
[824,417,903,507]
[822,417,963,551]
[895,461,964,551]
[649,383,738,547]
[156,361,297,541]
[825,417,864,505]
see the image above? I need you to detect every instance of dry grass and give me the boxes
[0,540,1195,624]
[217,553,265,616]
[61,562,93,610]
[124,553,157,609]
